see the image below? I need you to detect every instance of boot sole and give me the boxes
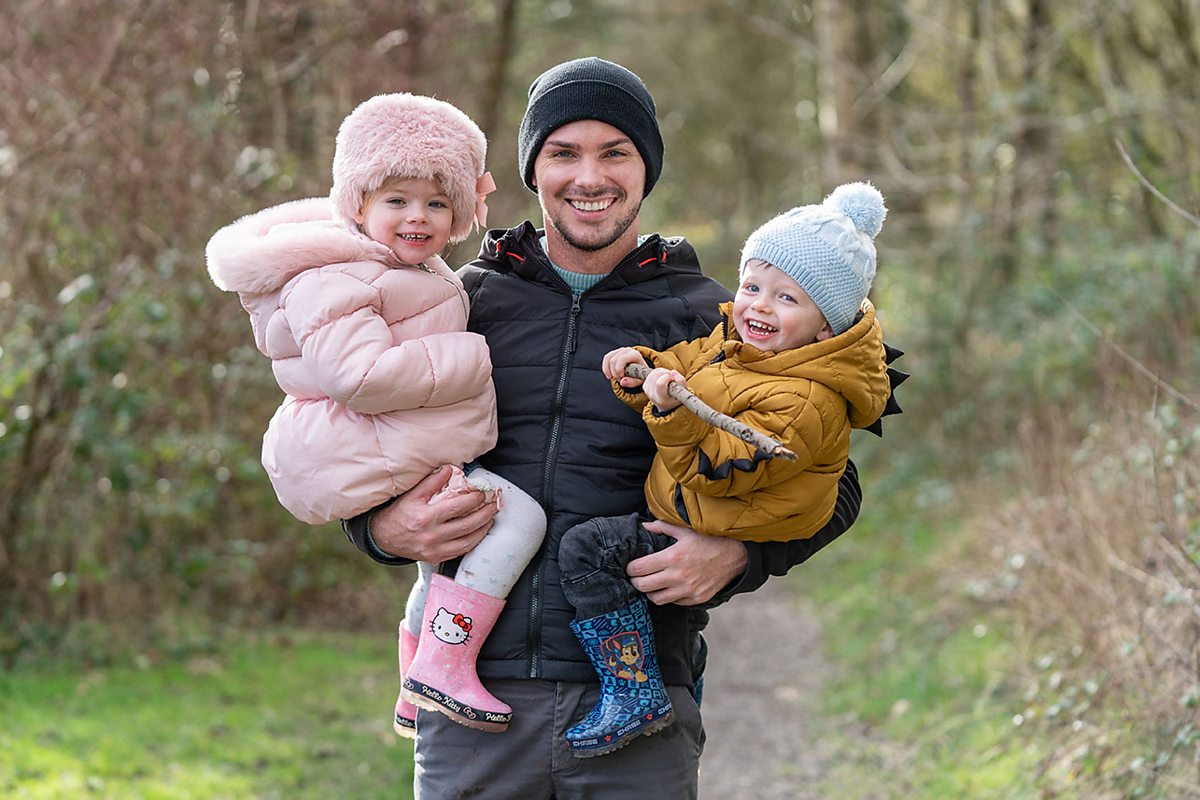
[402,680,511,733]
[568,707,676,758]
[393,713,417,739]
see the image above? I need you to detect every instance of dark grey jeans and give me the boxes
[413,678,704,799]
[558,513,675,620]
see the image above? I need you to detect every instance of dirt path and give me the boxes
[697,578,837,799]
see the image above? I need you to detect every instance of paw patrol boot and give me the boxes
[565,598,675,757]
[401,574,511,732]
[392,623,419,738]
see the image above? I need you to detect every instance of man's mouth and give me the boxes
[567,198,614,213]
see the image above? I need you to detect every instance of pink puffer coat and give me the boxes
[206,197,497,524]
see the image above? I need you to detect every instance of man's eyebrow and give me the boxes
[542,137,633,151]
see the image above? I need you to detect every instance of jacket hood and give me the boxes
[206,197,396,294]
[719,299,890,429]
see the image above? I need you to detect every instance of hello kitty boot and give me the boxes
[400,574,511,732]
[393,622,420,738]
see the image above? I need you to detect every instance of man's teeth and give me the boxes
[571,199,612,212]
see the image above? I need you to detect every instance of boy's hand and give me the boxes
[643,367,686,412]
[602,347,649,389]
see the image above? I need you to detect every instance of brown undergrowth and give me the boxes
[964,385,1200,797]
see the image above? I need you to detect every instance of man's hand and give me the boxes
[626,519,749,606]
[368,465,498,563]
[602,347,649,389]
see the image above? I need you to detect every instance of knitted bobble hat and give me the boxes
[517,57,664,197]
[739,182,887,335]
[331,93,489,243]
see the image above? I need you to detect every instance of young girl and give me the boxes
[205,93,546,737]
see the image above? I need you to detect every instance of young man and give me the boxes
[344,57,864,798]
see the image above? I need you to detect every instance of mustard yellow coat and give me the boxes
[613,300,891,542]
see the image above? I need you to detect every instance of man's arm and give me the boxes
[626,459,862,607]
[342,465,499,564]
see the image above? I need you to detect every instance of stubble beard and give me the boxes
[546,195,642,254]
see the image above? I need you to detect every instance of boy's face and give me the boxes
[732,260,832,352]
[354,176,454,265]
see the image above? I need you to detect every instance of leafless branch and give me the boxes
[624,364,798,461]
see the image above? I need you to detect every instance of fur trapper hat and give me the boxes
[740,182,887,335]
[331,93,493,243]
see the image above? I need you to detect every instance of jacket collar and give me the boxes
[475,221,703,291]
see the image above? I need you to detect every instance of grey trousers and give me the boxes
[413,678,705,799]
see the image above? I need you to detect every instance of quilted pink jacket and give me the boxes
[206,197,497,524]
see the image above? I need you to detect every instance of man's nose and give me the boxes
[573,155,604,188]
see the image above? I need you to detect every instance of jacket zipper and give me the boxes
[530,290,582,678]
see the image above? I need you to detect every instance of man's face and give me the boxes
[532,119,645,258]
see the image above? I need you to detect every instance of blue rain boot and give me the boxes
[565,598,675,758]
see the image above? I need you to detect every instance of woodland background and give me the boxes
[2,0,1198,796]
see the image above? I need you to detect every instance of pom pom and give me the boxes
[825,182,886,238]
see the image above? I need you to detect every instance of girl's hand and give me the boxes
[643,368,686,412]
[602,347,649,388]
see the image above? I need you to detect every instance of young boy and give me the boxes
[558,182,896,757]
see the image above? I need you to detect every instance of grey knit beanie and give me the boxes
[517,57,664,197]
[740,182,887,335]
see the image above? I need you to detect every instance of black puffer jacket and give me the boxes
[345,222,863,687]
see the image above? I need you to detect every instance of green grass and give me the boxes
[0,632,414,799]
[797,487,1042,799]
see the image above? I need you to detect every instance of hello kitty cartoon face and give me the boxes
[431,607,471,645]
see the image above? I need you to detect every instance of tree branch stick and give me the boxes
[625,364,797,461]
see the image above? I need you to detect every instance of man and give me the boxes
[344,57,864,798]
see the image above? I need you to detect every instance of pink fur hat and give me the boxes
[331,93,492,243]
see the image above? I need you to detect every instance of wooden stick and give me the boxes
[625,364,798,461]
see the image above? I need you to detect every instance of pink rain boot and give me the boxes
[393,623,419,738]
[400,574,511,732]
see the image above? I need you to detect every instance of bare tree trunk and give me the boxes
[952,0,983,350]
[481,0,519,141]
[996,0,1057,285]
[814,0,881,186]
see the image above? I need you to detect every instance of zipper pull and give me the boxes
[569,295,581,353]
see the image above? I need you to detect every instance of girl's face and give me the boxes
[354,177,454,264]
[732,259,832,352]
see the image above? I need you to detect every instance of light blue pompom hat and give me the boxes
[739,182,887,335]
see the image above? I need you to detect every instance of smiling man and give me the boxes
[343,57,865,798]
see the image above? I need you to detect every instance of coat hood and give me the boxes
[206,197,396,295]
